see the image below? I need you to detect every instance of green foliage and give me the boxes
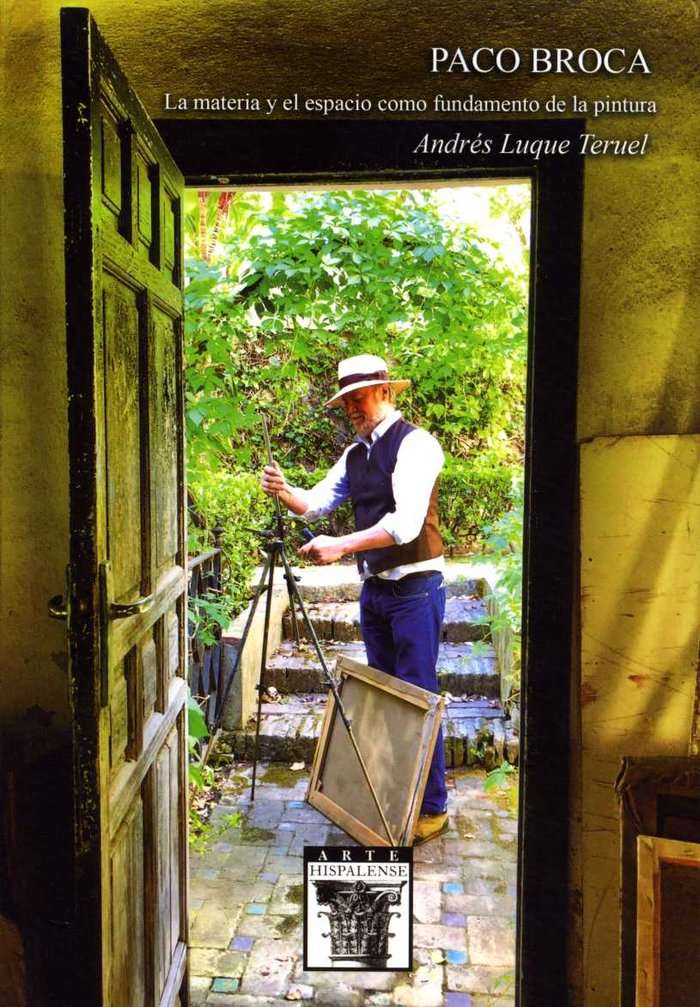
[188,815,217,855]
[493,972,516,995]
[483,475,524,629]
[188,688,209,739]
[481,474,524,699]
[187,589,231,648]
[489,185,530,255]
[484,759,516,791]
[188,468,271,616]
[187,686,243,852]
[484,760,519,818]
[184,189,527,499]
[277,461,355,544]
[439,454,512,550]
[190,810,242,856]
[184,188,528,608]
[187,687,212,790]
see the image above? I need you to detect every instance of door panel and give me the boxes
[104,275,144,599]
[152,312,181,573]
[61,10,188,1005]
[151,727,184,993]
[111,803,146,1007]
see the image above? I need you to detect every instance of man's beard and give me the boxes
[350,413,381,438]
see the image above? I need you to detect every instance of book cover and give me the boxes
[1,4,698,1007]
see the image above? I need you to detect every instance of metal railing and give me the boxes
[187,524,226,731]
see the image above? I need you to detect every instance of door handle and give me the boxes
[109,593,155,619]
[48,595,68,620]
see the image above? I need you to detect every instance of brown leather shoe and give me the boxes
[413,812,449,846]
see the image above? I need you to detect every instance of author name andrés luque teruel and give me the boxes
[413,130,650,158]
[429,47,651,75]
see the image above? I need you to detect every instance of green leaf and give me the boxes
[484,761,516,791]
[187,693,210,740]
[188,763,205,789]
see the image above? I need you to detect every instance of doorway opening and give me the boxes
[184,180,531,1002]
[156,113,583,1006]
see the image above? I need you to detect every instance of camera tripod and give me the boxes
[211,427,396,845]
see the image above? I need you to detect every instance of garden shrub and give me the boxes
[184,187,529,612]
[481,474,524,703]
[439,454,513,552]
[188,468,270,616]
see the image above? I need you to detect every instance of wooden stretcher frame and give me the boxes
[635,834,700,1007]
[307,656,445,846]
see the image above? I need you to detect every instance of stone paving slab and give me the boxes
[413,879,443,924]
[239,938,299,996]
[466,917,516,966]
[444,963,515,996]
[292,965,398,993]
[392,964,444,1007]
[189,906,244,949]
[190,947,248,979]
[412,922,468,952]
[236,915,295,940]
[189,762,517,1006]
[203,997,279,1007]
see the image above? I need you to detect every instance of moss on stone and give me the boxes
[260,764,308,788]
[239,823,275,843]
[285,883,304,906]
[227,773,251,792]
[455,815,479,839]
[275,913,301,936]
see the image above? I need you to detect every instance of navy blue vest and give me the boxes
[346,417,443,575]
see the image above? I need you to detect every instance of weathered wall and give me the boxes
[1,2,698,1004]
[580,436,700,1000]
[1,3,71,741]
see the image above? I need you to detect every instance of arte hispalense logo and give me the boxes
[303,846,413,971]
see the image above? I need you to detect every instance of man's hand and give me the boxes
[260,464,309,516]
[298,534,347,566]
[260,461,287,498]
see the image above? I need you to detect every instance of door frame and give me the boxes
[157,116,583,1007]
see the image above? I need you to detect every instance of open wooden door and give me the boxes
[61,9,188,1005]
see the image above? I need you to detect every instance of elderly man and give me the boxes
[261,353,448,845]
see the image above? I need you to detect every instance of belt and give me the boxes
[364,570,442,588]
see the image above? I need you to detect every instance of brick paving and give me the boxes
[189,763,517,1007]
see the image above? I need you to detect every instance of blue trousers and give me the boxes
[359,571,447,816]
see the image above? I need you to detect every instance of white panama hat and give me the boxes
[325,353,411,408]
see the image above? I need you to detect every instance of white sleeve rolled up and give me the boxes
[288,446,353,521]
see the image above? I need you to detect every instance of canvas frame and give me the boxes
[307,656,444,847]
[616,755,700,1007]
[635,834,700,1007]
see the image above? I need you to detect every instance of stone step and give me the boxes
[283,595,491,644]
[227,693,519,770]
[290,566,488,603]
[264,639,500,698]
